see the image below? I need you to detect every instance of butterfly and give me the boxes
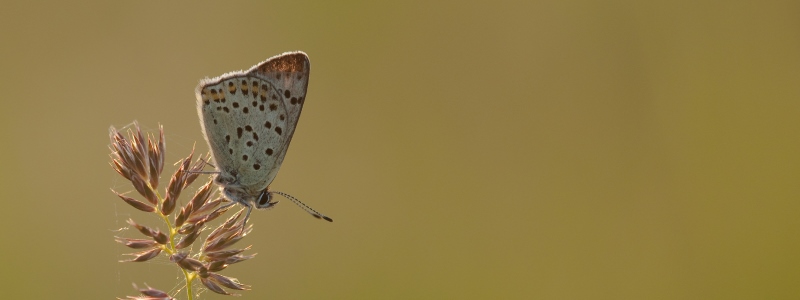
[196,51,332,224]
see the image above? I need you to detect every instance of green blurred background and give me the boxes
[1,1,799,299]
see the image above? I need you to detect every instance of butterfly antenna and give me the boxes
[272,191,333,222]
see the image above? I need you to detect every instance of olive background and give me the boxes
[1,1,799,299]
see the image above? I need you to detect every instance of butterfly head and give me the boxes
[254,189,278,210]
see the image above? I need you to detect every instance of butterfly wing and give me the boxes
[247,51,310,153]
[197,75,244,189]
[196,52,310,196]
[245,52,310,186]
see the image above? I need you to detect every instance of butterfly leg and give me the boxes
[213,199,251,233]
[204,200,237,224]
[242,204,253,229]
[215,200,237,211]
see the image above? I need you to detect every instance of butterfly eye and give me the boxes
[258,193,272,206]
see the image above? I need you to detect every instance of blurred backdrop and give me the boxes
[1,1,799,299]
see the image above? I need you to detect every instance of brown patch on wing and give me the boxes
[251,52,309,74]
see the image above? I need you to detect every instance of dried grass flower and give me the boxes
[110,122,254,299]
